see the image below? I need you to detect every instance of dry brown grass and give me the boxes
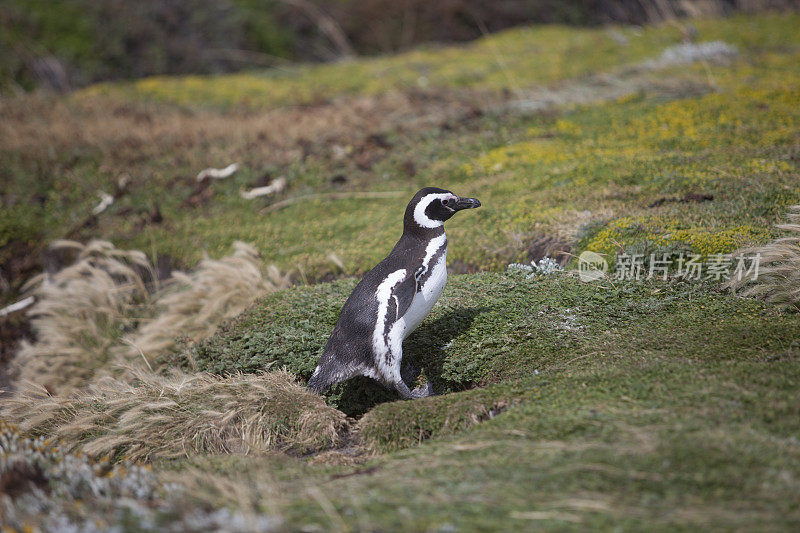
[10,239,288,395]
[3,239,349,463]
[11,240,155,395]
[0,89,485,174]
[4,368,349,460]
[119,241,290,370]
[728,206,800,311]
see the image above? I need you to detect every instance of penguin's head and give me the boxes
[404,187,481,231]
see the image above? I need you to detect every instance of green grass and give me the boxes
[3,12,800,530]
[78,28,800,274]
[118,50,800,274]
[2,14,799,287]
[160,270,800,529]
[189,270,800,413]
[80,14,800,109]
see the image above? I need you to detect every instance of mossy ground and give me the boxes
[166,270,800,530]
[3,14,799,294]
[3,12,800,531]
[79,14,800,109]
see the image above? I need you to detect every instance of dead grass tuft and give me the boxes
[120,241,290,369]
[10,240,288,395]
[2,239,333,464]
[728,206,800,311]
[4,368,349,460]
[11,240,154,395]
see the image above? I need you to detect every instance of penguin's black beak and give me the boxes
[455,197,481,210]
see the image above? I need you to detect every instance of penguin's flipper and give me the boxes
[387,273,418,322]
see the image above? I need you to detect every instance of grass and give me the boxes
[10,240,155,395]
[5,368,349,460]
[152,270,800,530]
[0,420,281,530]
[9,239,287,396]
[3,13,800,295]
[2,11,800,532]
[188,269,800,416]
[78,14,800,110]
[728,206,800,311]
[300,359,799,530]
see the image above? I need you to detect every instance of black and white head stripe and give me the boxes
[413,192,457,229]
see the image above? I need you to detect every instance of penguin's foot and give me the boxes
[410,382,436,398]
[393,380,435,400]
[393,381,415,400]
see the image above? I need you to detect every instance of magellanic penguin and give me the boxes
[308,187,481,399]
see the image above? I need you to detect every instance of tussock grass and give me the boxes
[122,241,290,369]
[4,368,349,460]
[4,239,323,464]
[11,240,154,395]
[10,240,287,394]
[728,206,800,310]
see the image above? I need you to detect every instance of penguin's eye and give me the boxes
[442,198,452,207]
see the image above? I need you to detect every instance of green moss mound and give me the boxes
[188,269,799,426]
[359,383,522,452]
[157,268,800,530]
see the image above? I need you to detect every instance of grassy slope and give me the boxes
[3,12,800,530]
[81,14,798,108]
[118,49,800,272]
[92,14,800,272]
[169,271,800,530]
[2,14,799,288]
[148,16,800,529]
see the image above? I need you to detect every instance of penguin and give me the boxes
[308,187,481,399]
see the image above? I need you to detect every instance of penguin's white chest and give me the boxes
[402,251,447,338]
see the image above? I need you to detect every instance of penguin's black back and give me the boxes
[308,187,455,393]
[310,226,444,388]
